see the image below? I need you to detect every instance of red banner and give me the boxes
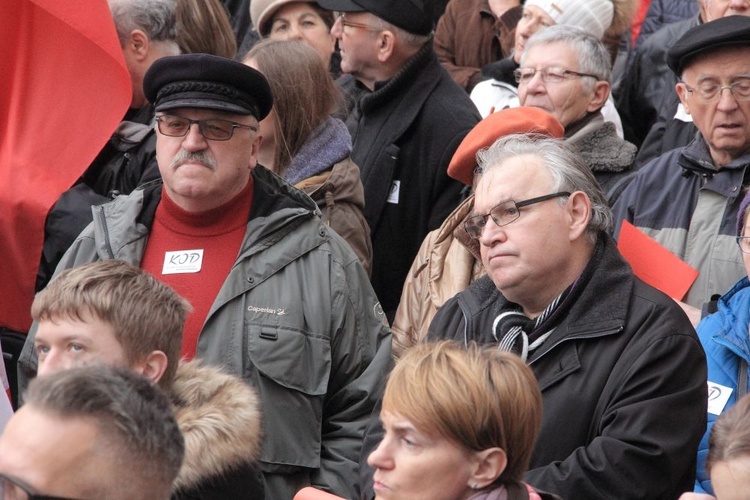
[0,0,131,332]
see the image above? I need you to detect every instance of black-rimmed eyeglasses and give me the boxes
[737,236,750,254]
[155,115,257,141]
[464,192,571,239]
[0,473,81,500]
[514,66,599,85]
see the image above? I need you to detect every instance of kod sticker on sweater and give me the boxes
[163,249,204,274]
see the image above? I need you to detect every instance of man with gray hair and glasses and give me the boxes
[612,15,750,324]
[428,134,707,498]
[517,25,637,202]
[0,365,184,500]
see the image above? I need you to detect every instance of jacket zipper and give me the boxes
[97,205,116,259]
[529,326,624,365]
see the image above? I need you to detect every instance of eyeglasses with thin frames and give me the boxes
[336,13,381,32]
[0,473,81,500]
[464,192,571,239]
[681,78,750,103]
[737,236,750,254]
[155,115,258,141]
[514,66,599,85]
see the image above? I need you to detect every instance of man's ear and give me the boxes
[676,82,691,115]
[249,132,263,168]
[126,29,151,62]
[468,447,507,489]
[134,350,169,384]
[376,30,396,62]
[586,80,611,113]
[566,191,592,241]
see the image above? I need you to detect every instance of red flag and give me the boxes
[0,0,131,332]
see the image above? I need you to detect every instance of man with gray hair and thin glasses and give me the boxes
[517,25,637,203]
[428,134,707,498]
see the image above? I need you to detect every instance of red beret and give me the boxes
[448,107,564,186]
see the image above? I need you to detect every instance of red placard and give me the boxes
[617,221,699,300]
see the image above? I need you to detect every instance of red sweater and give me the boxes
[141,180,254,359]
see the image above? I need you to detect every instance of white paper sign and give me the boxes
[387,180,400,204]
[162,249,204,275]
[707,381,733,416]
[674,103,693,123]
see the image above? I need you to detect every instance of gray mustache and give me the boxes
[170,150,217,170]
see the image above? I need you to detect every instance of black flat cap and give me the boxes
[317,0,433,36]
[667,15,750,76]
[143,54,273,120]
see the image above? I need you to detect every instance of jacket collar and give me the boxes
[711,276,750,357]
[361,42,440,120]
[566,113,637,173]
[170,360,262,490]
[459,234,633,350]
[678,136,750,197]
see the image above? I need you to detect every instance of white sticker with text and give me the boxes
[387,180,400,204]
[707,381,733,416]
[163,249,204,275]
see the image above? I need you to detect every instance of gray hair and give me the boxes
[476,134,613,242]
[521,24,612,91]
[109,0,178,46]
[25,365,184,500]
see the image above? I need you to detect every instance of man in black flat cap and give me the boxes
[18,53,392,500]
[613,15,750,321]
[318,0,480,323]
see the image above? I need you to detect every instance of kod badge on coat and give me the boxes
[163,249,204,274]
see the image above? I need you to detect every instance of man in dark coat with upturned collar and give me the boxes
[319,0,480,321]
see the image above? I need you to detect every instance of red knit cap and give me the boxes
[447,107,564,186]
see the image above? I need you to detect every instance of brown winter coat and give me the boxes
[295,157,373,275]
[434,0,522,92]
[391,195,484,358]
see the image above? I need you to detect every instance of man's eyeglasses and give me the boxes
[336,13,381,32]
[514,66,599,85]
[682,78,750,103]
[0,473,80,500]
[463,192,571,239]
[737,236,750,254]
[155,115,257,141]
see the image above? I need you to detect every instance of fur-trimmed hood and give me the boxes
[169,360,262,491]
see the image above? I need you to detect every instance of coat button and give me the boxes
[247,276,254,283]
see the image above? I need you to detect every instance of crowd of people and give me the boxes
[2,0,750,499]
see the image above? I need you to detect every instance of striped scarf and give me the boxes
[491,239,604,361]
[492,288,570,362]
